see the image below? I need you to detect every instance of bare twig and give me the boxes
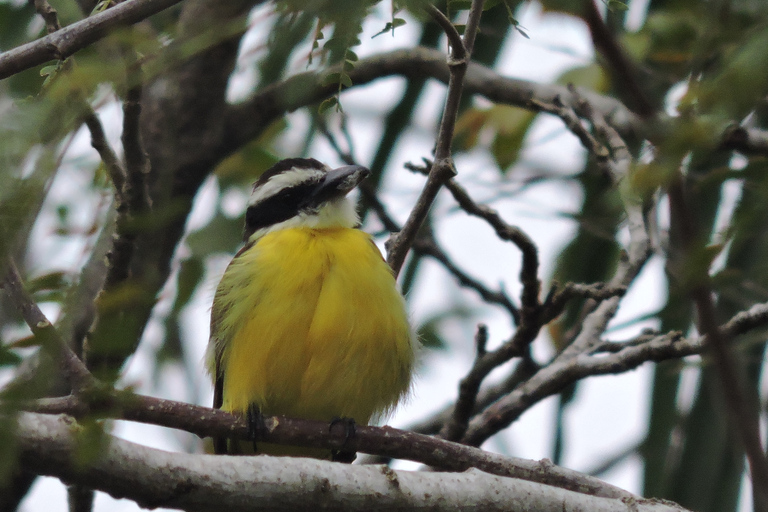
[439,324,489,441]
[351,157,521,324]
[0,0,190,80]
[443,173,540,316]
[584,0,654,117]
[540,282,627,324]
[413,237,520,324]
[2,259,96,394]
[386,0,485,276]
[83,109,126,200]
[409,351,540,436]
[30,0,62,34]
[458,91,651,446]
[423,299,768,447]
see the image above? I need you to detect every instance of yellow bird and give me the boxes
[206,158,415,459]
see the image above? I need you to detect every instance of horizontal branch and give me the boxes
[14,412,691,512]
[218,47,641,163]
[0,0,187,80]
[21,393,631,500]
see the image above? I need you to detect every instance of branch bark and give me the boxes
[0,0,188,80]
[13,413,692,512]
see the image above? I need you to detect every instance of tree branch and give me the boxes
[385,0,485,276]
[30,0,62,34]
[2,259,96,394]
[20,394,633,500]
[0,0,189,80]
[14,413,691,512]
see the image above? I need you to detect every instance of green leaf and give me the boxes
[556,63,610,93]
[371,17,407,38]
[319,96,338,114]
[90,0,112,16]
[604,0,628,11]
[455,105,536,172]
[321,72,342,87]
[339,73,353,88]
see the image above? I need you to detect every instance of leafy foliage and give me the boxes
[2,0,768,511]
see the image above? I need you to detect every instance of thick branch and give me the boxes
[21,393,630,500]
[14,413,690,512]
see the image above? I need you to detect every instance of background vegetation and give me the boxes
[1,0,768,510]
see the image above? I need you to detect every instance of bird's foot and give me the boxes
[247,404,267,452]
[330,417,357,463]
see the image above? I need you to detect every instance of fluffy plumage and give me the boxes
[207,159,414,457]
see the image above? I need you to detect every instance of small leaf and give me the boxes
[321,72,341,87]
[39,65,58,78]
[346,50,358,62]
[339,74,353,88]
[319,97,338,114]
[605,0,629,11]
[373,17,408,38]
[89,0,112,15]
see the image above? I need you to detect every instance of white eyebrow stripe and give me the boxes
[248,167,327,206]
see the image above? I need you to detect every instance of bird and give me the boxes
[206,157,415,459]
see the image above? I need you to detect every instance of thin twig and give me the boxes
[30,0,62,34]
[459,299,768,446]
[540,282,627,324]
[584,0,653,117]
[386,0,486,276]
[459,91,651,447]
[2,259,96,394]
[83,109,126,200]
[413,237,520,324]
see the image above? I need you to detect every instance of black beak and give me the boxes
[312,165,370,201]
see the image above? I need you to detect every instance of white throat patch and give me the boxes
[247,196,360,243]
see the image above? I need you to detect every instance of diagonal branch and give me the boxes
[0,0,188,80]
[2,259,96,394]
[385,0,486,277]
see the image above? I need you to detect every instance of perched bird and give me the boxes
[206,158,414,459]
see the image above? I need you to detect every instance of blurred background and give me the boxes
[2,0,767,511]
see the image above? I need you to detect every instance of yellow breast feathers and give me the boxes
[210,226,414,426]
